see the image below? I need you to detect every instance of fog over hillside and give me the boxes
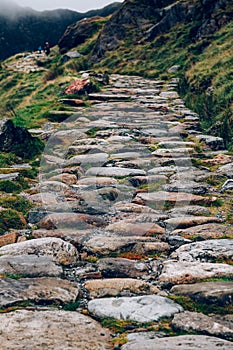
[0,0,121,59]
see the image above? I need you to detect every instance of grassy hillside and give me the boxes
[0,3,232,149]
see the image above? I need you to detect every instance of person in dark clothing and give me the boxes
[44,42,50,55]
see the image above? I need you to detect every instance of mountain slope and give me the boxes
[62,0,232,149]
[0,1,121,60]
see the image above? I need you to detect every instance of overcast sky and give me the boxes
[14,0,123,12]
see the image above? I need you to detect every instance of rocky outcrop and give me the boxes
[90,0,232,62]
[59,16,105,53]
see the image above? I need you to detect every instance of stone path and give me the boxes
[0,74,232,349]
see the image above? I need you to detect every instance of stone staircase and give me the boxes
[0,74,232,349]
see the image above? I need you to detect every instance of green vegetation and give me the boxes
[0,209,26,234]
[63,301,81,311]
[0,195,32,216]
[0,180,22,194]
[0,2,231,150]
[170,294,233,315]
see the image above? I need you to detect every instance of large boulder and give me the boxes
[0,310,112,350]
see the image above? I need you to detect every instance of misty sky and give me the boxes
[13,0,123,12]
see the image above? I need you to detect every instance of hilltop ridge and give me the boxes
[0,1,121,60]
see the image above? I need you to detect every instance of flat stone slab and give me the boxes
[85,167,146,177]
[158,141,195,148]
[38,213,105,229]
[121,335,233,350]
[31,229,92,248]
[0,255,62,278]
[172,311,233,341]
[158,261,233,285]
[77,177,118,186]
[133,191,208,207]
[169,205,211,217]
[112,202,163,214]
[85,278,159,298]
[217,163,233,178]
[88,295,183,322]
[65,153,108,166]
[0,172,19,180]
[171,223,233,240]
[84,235,161,256]
[171,282,233,306]
[38,180,69,192]
[163,181,208,195]
[0,277,79,309]
[0,237,79,266]
[0,309,112,350]
[97,258,149,278]
[171,239,233,262]
[105,221,165,236]
[164,216,222,230]
[48,173,78,185]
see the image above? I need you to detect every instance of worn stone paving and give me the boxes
[0,74,232,349]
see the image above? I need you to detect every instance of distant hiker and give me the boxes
[38,45,42,54]
[44,42,50,55]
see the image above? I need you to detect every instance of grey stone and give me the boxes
[172,311,233,341]
[0,172,19,180]
[65,153,108,167]
[85,278,159,298]
[171,281,233,306]
[0,237,79,265]
[221,179,233,191]
[97,258,149,278]
[85,166,146,177]
[171,223,233,240]
[217,163,233,178]
[158,261,233,285]
[122,335,233,350]
[171,239,233,262]
[84,235,161,256]
[163,181,208,194]
[0,277,79,308]
[164,216,222,230]
[38,180,69,192]
[88,295,183,322]
[0,310,112,350]
[169,205,211,217]
[196,134,225,150]
[0,255,62,278]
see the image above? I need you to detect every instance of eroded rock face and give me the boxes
[59,16,106,51]
[90,0,231,62]
[0,310,112,350]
